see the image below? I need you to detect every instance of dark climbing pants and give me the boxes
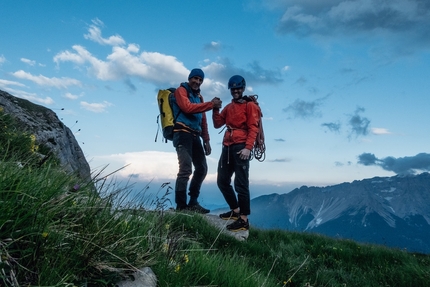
[217,143,250,215]
[173,131,207,209]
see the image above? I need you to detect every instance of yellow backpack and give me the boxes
[155,88,178,142]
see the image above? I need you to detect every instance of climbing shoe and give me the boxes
[219,210,240,220]
[226,217,249,231]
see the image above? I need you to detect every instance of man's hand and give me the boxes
[237,148,251,160]
[204,141,212,156]
[211,97,222,109]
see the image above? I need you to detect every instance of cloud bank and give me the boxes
[358,152,430,175]
[269,0,430,55]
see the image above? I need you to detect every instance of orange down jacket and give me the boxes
[212,99,260,151]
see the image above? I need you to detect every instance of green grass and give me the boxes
[2,161,430,286]
[1,107,430,286]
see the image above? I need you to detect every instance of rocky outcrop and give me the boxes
[0,90,91,181]
[116,267,157,287]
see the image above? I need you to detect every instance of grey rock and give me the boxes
[116,267,157,287]
[0,90,91,181]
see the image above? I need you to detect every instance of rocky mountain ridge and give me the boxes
[0,90,91,181]
[250,172,430,254]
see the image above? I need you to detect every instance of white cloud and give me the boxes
[91,18,104,27]
[54,44,189,85]
[80,101,113,113]
[84,19,126,46]
[0,55,6,65]
[64,92,82,100]
[12,70,81,89]
[204,41,222,51]
[21,58,36,66]
[200,78,226,99]
[127,43,140,53]
[1,86,54,105]
[0,79,53,105]
[371,127,392,135]
[94,151,178,181]
[0,79,26,88]
[21,94,54,105]
[54,48,87,65]
[51,20,199,86]
[92,151,218,183]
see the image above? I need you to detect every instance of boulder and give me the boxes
[0,90,91,181]
[115,267,157,287]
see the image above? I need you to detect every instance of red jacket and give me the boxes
[174,85,214,142]
[212,99,260,150]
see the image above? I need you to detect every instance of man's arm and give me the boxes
[212,105,226,129]
[175,87,213,113]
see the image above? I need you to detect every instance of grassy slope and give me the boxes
[1,161,430,287]
[2,107,430,287]
[161,212,430,287]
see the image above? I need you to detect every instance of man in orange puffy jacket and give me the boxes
[212,75,261,231]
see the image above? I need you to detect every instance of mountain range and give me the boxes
[249,172,430,254]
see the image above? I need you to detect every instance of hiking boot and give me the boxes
[219,210,240,220]
[226,217,249,231]
[176,205,189,212]
[187,203,210,214]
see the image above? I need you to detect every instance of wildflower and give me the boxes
[42,232,49,238]
[175,264,181,273]
[183,254,189,263]
[165,223,170,230]
[29,134,37,152]
[162,243,169,253]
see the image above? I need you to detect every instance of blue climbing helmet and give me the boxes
[228,75,246,89]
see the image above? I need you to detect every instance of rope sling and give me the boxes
[247,95,266,162]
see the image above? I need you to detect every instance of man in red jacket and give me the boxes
[171,68,222,213]
[212,75,261,231]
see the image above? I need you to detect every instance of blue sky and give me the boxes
[1,1,430,206]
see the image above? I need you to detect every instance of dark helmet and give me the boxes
[228,75,246,89]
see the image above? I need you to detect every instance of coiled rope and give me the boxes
[251,115,266,162]
[247,95,266,162]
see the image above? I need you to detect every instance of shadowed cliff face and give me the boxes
[0,90,91,181]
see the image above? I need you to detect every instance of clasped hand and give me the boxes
[211,97,222,109]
